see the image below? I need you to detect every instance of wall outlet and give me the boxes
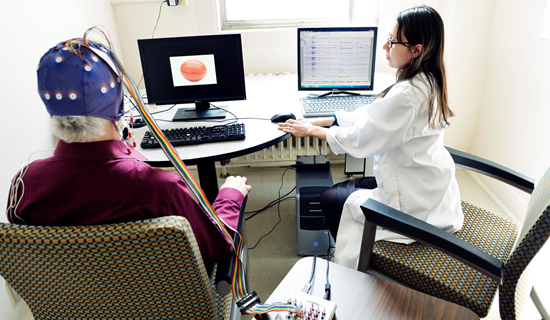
[167,0,188,6]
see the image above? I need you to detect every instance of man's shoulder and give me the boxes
[15,156,54,177]
[123,159,182,182]
[21,155,183,188]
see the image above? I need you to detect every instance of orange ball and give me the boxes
[180,59,207,82]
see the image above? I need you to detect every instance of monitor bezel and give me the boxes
[137,34,247,107]
[297,26,378,92]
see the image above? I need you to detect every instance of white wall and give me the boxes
[474,0,550,179]
[467,0,550,223]
[0,1,120,319]
[441,0,498,149]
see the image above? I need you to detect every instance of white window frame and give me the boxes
[219,0,369,30]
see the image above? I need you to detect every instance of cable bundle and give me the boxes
[75,26,300,317]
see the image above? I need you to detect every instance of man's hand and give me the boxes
[220,176,251,197]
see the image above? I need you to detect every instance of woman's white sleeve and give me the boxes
[326,86,417,158]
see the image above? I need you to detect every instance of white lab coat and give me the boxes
[326,73,463,269]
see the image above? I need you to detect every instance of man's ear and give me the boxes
[412,44,423,58]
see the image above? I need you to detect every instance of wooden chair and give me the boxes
[0,214,245,320]
[357,147,549,320]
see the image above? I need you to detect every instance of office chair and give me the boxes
[0,215,244,320]
[356,147,549,320]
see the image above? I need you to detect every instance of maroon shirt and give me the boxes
[6,139,242,264]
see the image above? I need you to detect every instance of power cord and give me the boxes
[248,167,293,250]
[205,103,240,124]
[203,104,275,124]
[245,184,296,221]
[300,255,331,300]
[137,0,166,89]
[324,220,333,300]
[323,258,331,300]
[245,196,295,221]
[302,255,316,294]
[152,0,167,38]
[326,226,335,260]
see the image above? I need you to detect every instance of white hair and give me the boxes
[50,116,125,143]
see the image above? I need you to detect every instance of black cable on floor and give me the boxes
[248,167,292,250]
[245,192,296,221]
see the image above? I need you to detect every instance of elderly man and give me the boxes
[6,37,250,264]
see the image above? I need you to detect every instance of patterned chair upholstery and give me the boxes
[357,148,549,320]
[0,216,237,320]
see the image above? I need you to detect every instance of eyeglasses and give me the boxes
[387,37,410,48]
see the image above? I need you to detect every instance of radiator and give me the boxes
[226,136,344,167]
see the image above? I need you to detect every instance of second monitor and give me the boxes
[138,34,247,121]
[298,26,378,94]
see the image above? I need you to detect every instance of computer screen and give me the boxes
[298,27,378,91]
[138,34,246,121]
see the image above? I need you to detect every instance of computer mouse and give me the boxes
[271,112,296,123]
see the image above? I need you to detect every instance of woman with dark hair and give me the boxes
[278,6,463,268]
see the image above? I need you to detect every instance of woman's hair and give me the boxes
[50,116,125,143]
[380,5,454,128]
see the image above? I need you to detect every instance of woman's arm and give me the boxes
[310,117,335,127]
[278,116,334,140]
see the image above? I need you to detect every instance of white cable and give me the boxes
[6,150,54,224]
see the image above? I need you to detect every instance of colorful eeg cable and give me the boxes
[74,27,300,317]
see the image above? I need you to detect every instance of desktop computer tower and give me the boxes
[295,155,334,256]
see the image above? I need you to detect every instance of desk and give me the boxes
[132,73,395,202]
[132,75,297,202]
[257,257,478,320]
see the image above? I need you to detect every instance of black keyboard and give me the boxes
[301,95,374,117]
[140,123,246,149]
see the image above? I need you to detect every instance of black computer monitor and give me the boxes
[138,34,246,121]
[298,27,378,93]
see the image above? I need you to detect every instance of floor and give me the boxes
[211,163,545,320]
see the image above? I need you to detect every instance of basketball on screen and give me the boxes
[180,59,207,82]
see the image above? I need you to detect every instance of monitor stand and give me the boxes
[172,101,227,121]
[318,90,360,97]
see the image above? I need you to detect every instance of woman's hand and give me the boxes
[278,117,333,139]
[278,119,314,138]
[220,176,251,197]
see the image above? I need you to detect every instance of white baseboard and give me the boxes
[467,171,529,225]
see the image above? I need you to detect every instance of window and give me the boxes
[219,0,377,30]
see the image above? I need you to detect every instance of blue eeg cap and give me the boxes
[37,40,124,121]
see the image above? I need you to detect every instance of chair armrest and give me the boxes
[358,198,503,282]
[215,196,248,295]
[446,147,534,193]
